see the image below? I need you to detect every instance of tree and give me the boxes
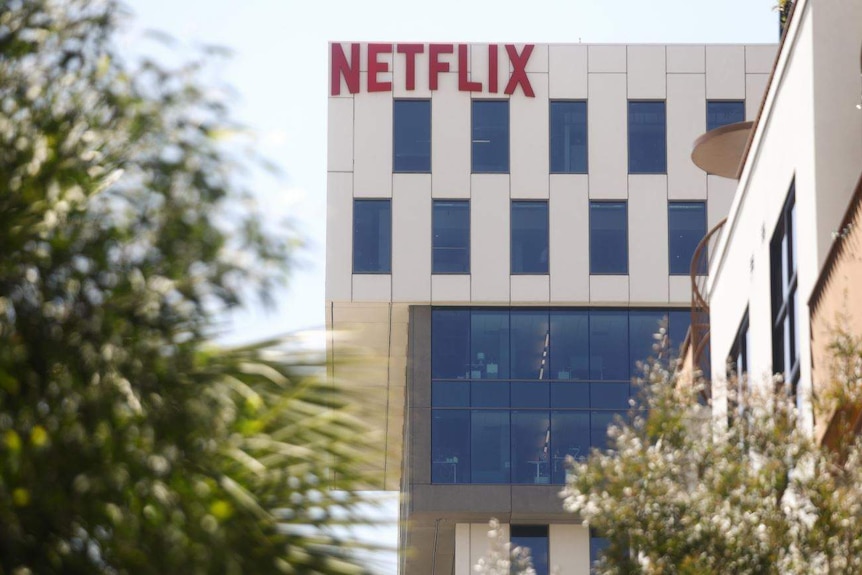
[561,330,862,574]
[0,1,380,573]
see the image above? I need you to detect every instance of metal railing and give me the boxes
[690,217,728,400]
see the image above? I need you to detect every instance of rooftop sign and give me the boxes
[330,43,536,97]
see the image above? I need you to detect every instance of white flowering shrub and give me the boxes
[561,340,862,575]
[473,519,536,575]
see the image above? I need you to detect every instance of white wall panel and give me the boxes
[392,174,431,301]
[549,45,588,98]
[550,175,589,302]
[354,73,392,197]
[511,275,549,302]
[745,74,770,120]
[588,74,628,198]
[667,74,707,199]
[666,45,705,73]
[627,45,666,99]
[590,275,629,303]
[470,44,511,98]
[454,524,471,575]
[511,73,550,198]
[432,274,471,303]
[550,524,591,575]
[705,45,745,99]
[471,175,510,301]
[629,175,669,303]
[327,98,354,172]
[707,174,737,230]
[668,275,691,304]
[745,44,777,74]
[352,274,391,301]
[326,172,353,301]
[432,72,471,197]
[588,45,626,73]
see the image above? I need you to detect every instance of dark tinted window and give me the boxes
[471,310,510,379]
[511,412,551,484]
[471,410,510,483]
[431,309,469,379]
[551,411,590,482]
[353,199,391,273]
[472,100,509,173]
[589,310,628,380]
[628,101,666,173]
[511,201,549,274]
[590,202,628,274]
[550,101,587,173]
[393,100,431,172]
[432,410,470,483]
[432,200,470,274]
[590,536,610,574]
[668,310,691,356]
[550,310,590,380]
[629,310,665,377]
[511,309,550,379]
[669,202,707,275]
[512,525,550,575]
[707,100,745,131]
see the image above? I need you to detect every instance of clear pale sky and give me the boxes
[122,1,777,571]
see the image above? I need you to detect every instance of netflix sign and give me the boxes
[330,43,536,97]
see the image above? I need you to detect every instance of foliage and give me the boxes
[0,1,380,573]
[473,519,537,575]
[562,332,862,575]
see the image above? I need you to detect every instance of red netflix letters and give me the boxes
[330,42,535,97]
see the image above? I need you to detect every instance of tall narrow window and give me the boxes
[771,185,799,393]
[393,99,431,172]
[628,101,666,174]
[707,100,745,131]
[472,100,509,173]
[352,199,391,273]
[668,201,707,275]
[728,311,750,423]
[511,201,549,274]
[511,525,549,575]
[590,201,628,274]
[432,200,469,274]
[550,101,587,173]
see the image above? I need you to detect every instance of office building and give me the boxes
[326,41,774,574]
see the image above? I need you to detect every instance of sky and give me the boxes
[121,1,778,571]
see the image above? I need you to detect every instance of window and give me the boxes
[432,200,469,274]
[352,199,391,273]
[550,101,587,173]
[511,201,549,274]
[707,100,745,131]
[628,101,666,173]
[590,202,628,274]
[430,307,690,485]
[393,100,431,172]
[728,311,750,422]
[472,100,509,173]
[668,202,707,275]
[590,533,610,574]
[511,525,549,575]
[771,186,799,393]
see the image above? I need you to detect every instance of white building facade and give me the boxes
[326,41,775,574]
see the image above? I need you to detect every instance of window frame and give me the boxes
[352,198,391,274]
[511,200,550,275]
[770,183,800,395]
[668,201,708,276]
[627,100,667,174]
[706,99,746,132]
[589,201,629,275]
[471,99,510,174]
[549,100,588,174]
[432,199,470,274]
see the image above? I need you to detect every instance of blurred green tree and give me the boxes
[0,1,380,573]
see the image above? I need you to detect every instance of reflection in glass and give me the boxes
[511,411,551,484]
[432,410,470,483]
[512,526,550,575]
[511,309,550,379]
[551,411,590,483]
[511,382,549,408]
[432,309,470,379]
[550,310,589,380]
[706,100,744,131]
[589,310,629,380]
[471,410,510,483]
[471,310,509,379]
